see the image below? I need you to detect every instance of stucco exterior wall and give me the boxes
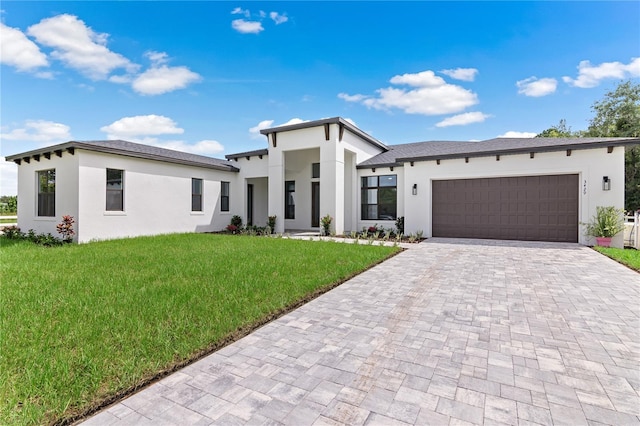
[76,151,236,242]
[15,152,79,237]
[403,146,625,247]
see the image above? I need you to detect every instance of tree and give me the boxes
[0,195,17,214]
[585,80,640,211]
[538,81,640,211]
[536,119,578,138]
[585,80,640,138]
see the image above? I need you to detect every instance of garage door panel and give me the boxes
[432,174,578,243]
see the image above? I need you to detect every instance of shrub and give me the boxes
[267,215,277,233]
[230,215,243,228]
[395,216,405,235]
[320,214,332,235]
[56,215,75,242]
[1,226,24,240]
[226,224,239,234]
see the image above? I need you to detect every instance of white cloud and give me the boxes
[340,70,478,116]
[338,93,367,102]
[281,118,306,126]
[516,77,557,97]
[270,12,288,24]
[132,64,201,95]
[144,50,169,65]
[563,57,640,88]
[440,68,478,82]
[231,7,251,18]
[435,112,491,127]
[100,115,184,139]
[497,131,537,138]
[249,120,275,138]
[0,120,71,142]
[231,19,264,34]
[149,139,224,156]
[27,14,138,80]
[248,118,309,138]
[0,22,49,72]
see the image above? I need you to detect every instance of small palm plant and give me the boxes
[583,206,625,246]
[320,214,332,236]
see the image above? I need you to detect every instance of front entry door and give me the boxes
[247,184,253,226]
[311,182,320,227]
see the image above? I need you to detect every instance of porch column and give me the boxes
[320,127,345,235]
[268,141,285,233]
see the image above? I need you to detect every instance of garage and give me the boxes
[432,174,579,242]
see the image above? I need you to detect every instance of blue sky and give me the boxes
[1,1,639,195]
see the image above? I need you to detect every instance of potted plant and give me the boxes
[320,214,332,236]
[583,206,625,247]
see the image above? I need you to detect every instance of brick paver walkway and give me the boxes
[84,239,640,425]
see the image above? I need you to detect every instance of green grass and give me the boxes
[593,246,640,271]
[0,218,17,224]
[0,233,399,425]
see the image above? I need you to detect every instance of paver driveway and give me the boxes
[84,239,640,425]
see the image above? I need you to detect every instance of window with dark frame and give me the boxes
[192,178,203,212]
[285,180,295,219]
[221,181,230,212]
[37,169,55,217]
[106,169,124,211]
[312,163,320,179]
[361,175,397,220]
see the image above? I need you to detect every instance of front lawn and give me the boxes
[0,233,399,425]
[593,246,640,271]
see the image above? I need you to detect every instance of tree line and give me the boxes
[536,80,640,212]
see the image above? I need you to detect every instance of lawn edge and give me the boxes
[591,246,640,273]
[62,246,404,426]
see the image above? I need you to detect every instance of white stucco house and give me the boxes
[5,117,637,247]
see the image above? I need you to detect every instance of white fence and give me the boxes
[624,212,639,249]
[0,215,18,227]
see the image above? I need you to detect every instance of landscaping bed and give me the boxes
[0,233,399,425]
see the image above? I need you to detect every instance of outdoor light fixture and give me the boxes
[412,183,418,195]
[602,176,611,191]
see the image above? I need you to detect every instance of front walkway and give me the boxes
[84,239,640,425]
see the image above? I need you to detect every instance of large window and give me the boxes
[221,181,229,212]
[37,169,55,217]
[106,169,124,211]
[285,180,295,219]
[192,178,203,212]
[361,175,397,220]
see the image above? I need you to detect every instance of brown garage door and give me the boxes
[432,174,579,242]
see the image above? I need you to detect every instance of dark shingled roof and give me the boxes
[358,137,640,167]
[6,140,239,172]
[225,149,269,160]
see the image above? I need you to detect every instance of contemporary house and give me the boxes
[6,117,636,247]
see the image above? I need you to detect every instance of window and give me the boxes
[221,181,229,212]
[106,169,124,211]
[361,175,397,220]
[312,163,320,179]
[285,180,295,219]
[192,178,203,212]
[37,169,55,217]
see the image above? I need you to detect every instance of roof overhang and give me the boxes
[396,138,640,164]
[259,117,389,151]
[5,141,240,172]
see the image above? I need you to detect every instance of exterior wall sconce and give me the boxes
[602,176,611,191]
[412,184,418,195]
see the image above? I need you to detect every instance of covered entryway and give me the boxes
[432,174,579,242]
